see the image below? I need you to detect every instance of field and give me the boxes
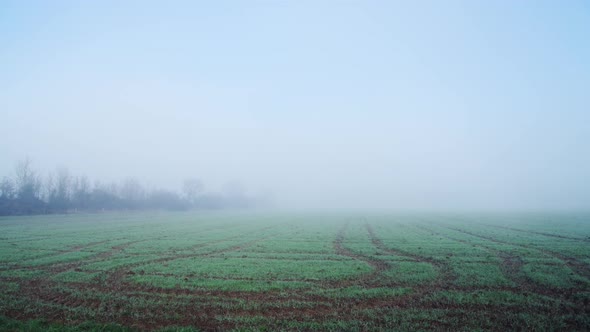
[0,211,589,331]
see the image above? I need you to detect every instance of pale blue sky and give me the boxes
[1,1,589,209]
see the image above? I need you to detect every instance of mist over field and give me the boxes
[1,1,589,211]
[2,3,590,330]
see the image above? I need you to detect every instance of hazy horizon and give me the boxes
[1,1,589,211]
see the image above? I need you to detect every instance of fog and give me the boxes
[1,1,589,210]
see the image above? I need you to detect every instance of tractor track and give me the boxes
[480,223,590,243]
[440,224,590,281]
[365,223,457,287]
[410,223,571,297]
[2,218,590,331]
[332,224,391,287]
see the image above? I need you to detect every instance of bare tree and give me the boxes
[48,167,71,211]
[72,175,90,210]
[0,177,15,199]
[43,173,55,202]
[55,167,71,200]
[183,178,203,205]
[15,158,41,201]
[120,178,145,202]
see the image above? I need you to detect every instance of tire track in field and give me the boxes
[9,255,588,330]
[6,239,113,268]
[22,223,280,277]
[332,223,390,287]
[6,290,583,332]
[13,263,584,325]
[440,224,590,281]
[7,237,167,314]
[410,223,553,295]
[32,238,166,276]
[102,226,287,292]
[0,238,149,276]
[5,222,590,331]
[163,224,283,257]
[10,231,283,330]
[480,223,590,243]
[4,222,277,274]
[124,272,329,284]
[365,224,456,287]
[5,222,256,272]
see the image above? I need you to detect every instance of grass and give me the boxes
[522,262,590,288]
[133,256,372,281]
[425,290,563,307]
[382,261,439,284]
[0,211,589,331]
[310,286,412,299]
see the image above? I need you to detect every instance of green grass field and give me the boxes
[0,211,589,331]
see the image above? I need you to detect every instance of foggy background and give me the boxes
[1,1,589,210]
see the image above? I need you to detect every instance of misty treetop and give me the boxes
[0,159,256,216]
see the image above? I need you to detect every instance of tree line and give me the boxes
[0,159,256,216]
